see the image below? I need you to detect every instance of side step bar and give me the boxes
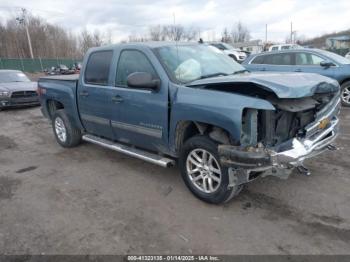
[82,134,175,168]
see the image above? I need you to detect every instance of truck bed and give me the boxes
[40,74,79,81]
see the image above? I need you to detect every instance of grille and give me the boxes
[11,91,37,98]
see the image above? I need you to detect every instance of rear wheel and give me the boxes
[52,109,81,148]
[179,135,242,204]
[341,81,350,107]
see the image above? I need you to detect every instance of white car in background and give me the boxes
[209,42,247,63]
[269,44,302,51]
[345,52,350,60]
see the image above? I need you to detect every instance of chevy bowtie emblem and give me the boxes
[319,118,330,129]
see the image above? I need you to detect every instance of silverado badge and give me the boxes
[319,118,330,129]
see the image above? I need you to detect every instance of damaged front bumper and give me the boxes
[218,97,341,186]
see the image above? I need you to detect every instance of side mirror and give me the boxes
[127,72,160,90]
[320,61,335,68]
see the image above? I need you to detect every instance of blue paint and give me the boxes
[38,43,340,157]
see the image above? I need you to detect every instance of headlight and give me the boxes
[0,91,10,97]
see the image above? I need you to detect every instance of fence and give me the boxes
[0,58,81,73]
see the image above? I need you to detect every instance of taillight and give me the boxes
[36,86,46,96]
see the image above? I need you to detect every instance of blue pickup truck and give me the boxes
[38,42,341,204]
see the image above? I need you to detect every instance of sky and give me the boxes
[0,0,350,43]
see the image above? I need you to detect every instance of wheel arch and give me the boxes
[340,78,350,86]
[174,120,233,153]
[46,99,64,119]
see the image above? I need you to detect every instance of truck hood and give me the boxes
[187,72,339,98]
[0,81,37,92]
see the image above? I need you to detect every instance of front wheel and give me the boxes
[341,81,350,107]
[179,136,242,204]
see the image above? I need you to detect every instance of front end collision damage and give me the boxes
[218,95,341,188]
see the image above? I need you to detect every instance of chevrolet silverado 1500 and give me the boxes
[38,42,341,204]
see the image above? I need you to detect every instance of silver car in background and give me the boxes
[345,52,350,60]
[0,70,39,110]
[209,42,247,62]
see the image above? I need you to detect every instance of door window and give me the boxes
[116,50,157,87]
[251,55,265,64]
[84,51,113,85]
[295,52,324,65]
[264,53,293,65]
[310,54,324,65]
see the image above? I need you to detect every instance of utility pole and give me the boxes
[265,24,268,43]
[16,8,34,59]
[290,22,293,44]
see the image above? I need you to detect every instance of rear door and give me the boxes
[246,54,267,71]
[110,48,169,152]
[262,52,295,72]
[247,53,294,72]
[77,50,116,139]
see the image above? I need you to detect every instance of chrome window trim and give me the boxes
[248,50,340,68]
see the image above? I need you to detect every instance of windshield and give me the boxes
[0,71,30,83]
[318,50,350,64]
[155,45,245,83]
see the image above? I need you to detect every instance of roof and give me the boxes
[245,48,321,57]
[103,41,199,49]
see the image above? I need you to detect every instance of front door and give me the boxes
[294,52,335,78]
[111,49,169,152]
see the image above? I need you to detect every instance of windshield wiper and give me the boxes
[199,72,229,79]
[232,69,250,75]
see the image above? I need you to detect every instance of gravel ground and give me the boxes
[0,106,349,255]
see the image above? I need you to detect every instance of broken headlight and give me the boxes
[0,91,10,97]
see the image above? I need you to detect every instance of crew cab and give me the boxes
[38,42,341,204]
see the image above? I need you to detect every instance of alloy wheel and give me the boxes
[55,117,67,142]
[186,149,222,193]
[342,86,350,105]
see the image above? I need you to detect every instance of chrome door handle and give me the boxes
[295,68,302,72]
[112,95,123,103]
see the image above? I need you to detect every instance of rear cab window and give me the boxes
[84,50,113,85]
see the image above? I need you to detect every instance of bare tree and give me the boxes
[79,29,103,56]
[184,26,199,41]
[0,11,106,59]
[162,24,185,41]
[221,27,231,43]
[231,21,251,43]
[149,25,162,41]
[128,34,147,42]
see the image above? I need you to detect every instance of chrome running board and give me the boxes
[82,134,175,168]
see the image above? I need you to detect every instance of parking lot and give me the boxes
[0,106,349,254]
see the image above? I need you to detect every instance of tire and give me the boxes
[52,109,81,148]
[179,135,242,204]
[341,81,350,107]
[229,55,238,61]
